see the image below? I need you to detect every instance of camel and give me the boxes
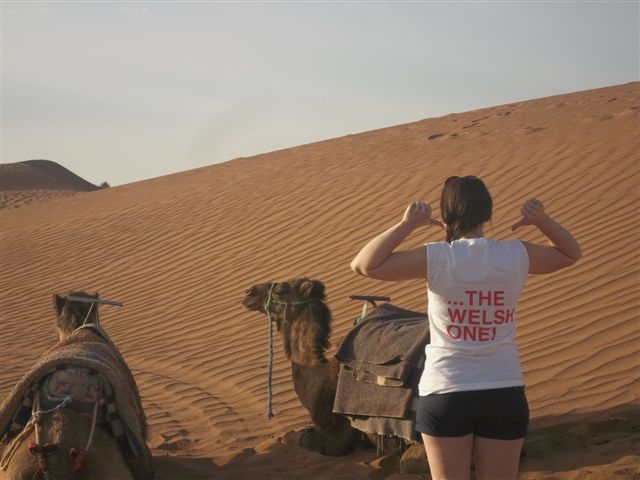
[0,292,154,480]
[242,277,429,471]
[242,279,361,456]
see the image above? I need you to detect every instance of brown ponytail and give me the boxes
[441,176,492,243]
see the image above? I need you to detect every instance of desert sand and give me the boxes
[1,82,638,479]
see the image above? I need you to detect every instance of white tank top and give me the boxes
[418,238,529,396]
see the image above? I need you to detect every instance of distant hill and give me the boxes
[0,159,100,192]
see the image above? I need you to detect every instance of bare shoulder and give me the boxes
[521,240,579,275]
[362,246,428,281]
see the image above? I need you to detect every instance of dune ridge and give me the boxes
[1,159,102,208]
[1,82,638,479]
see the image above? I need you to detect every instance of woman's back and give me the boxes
[421,238,528,396]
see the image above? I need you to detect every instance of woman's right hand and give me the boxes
[402,202,443,229]
[512,198,547,231]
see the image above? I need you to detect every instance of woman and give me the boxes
[350,176,581,480]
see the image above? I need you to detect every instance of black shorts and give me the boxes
[415,386,529,440]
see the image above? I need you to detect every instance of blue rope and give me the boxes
[265,283,276,419]
[263,283,318,420]
[267,321,274,418]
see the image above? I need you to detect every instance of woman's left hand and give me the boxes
[512,198,547,231]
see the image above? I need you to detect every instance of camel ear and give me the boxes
[53,294,65,315]
[298,279,325,299]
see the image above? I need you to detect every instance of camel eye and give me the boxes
[245,287,255,295]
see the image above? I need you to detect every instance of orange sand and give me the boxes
[1,82,638,479]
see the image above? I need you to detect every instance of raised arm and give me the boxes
[350,201,443,281]
[512,198,582,274]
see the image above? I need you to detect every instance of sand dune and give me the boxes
[1,82,638,479]
[0,159,101,209]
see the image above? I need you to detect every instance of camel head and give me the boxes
[53,291,100,341]
[242,278,332,365]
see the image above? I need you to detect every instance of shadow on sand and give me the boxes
[520,403,639,476]
[151,403,639,480]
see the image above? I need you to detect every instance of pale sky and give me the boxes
[2,1,638,186]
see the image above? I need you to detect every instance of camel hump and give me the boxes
[335,304,428,383]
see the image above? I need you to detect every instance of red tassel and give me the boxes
[27,441,59,455]
[27,440,39,456]
[27,441,61,480]
[68,447,88,474]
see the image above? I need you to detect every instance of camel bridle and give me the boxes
[263,282,320,318]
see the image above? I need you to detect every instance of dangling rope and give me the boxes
[265,283,277,419]
[0,421,34,471]
[68,399,100,474]
[262,283,319,419]
[266,318,274,419]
